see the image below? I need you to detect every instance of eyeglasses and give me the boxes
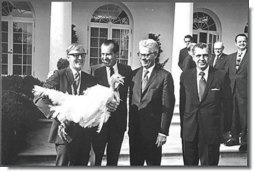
[137,52,156,58]
[68,53,86,58]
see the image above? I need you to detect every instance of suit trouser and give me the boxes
[55,127,95,166]
[231,90,247,146]
[92,120,125,166]
[182,133,220,166]
[129,133,161,166]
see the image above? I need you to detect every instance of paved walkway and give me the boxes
[18,114,248,166]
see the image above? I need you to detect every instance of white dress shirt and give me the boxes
[106,63,119,86]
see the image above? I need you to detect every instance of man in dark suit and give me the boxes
[209,41,232,142]
[225,34,248,153]
[209,41,229,70]
[129,39,175,165]
[92,40,132,165]
[34,43,97,166]
[180,43,231,165]
[178,35,193,70]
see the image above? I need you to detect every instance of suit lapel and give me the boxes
[190,69,199,103]
[98,66,109,87]
[134,67,143,99]
[237,51,248,72]
[142,66,158,94]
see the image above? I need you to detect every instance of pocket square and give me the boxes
[211,88,220,91]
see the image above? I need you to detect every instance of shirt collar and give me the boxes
[197,66,209,80]
[106,63,118,74]
[70,67,81,77]
[143,64,155,75]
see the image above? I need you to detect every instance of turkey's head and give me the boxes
[110,73,124,91]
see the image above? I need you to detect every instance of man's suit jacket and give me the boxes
[180,67,231,144]
[227,51,248,98]
[94,63,132,132]
[34,67,97,144]
[129,65,175,142]
[178,47,189,70]
[209,53,228,70]
[182,55,196,72]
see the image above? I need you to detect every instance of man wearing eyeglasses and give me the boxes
[178,35,193,70]
[34,43,97,166]
[128,39,175,165]
[180,43,231,166]
[92,40,132,166]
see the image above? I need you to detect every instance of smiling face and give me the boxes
[67,53,85,71]
[101,43,117,67]
[193,46,209,71]
[138,46,157,69]
[235,35,247,51]
[213,42,224,56]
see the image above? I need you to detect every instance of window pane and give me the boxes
[13,22,23,33]
[2,43,8,53]
[99,28,108,38]
[23,55,32,64]
[90,58,98,66]
[13,55,22,64]
[193,34,198,43]
[112,29,120,39]
[13,33,23,43]
[23,34,32,44]
[90,38,98,47]
[2,54,8,64]
[2,65,8,74]
[90,48,98,57]
[13,65,22,75]
[2,32,8,42]
[199,32,207,43]
[23,23,32,34]
[91,28,99,37]
[13,44,22,53]
[23,65,31,75]
[2,21,8,31]
[23,44,32,54]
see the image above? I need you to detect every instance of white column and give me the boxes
[172,3,193,109]
[49,2,72,72]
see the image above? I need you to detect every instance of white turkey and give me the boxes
[32,73,124,133]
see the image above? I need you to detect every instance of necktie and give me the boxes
[73,72,80,95]
[236,52,242,70]
[110,67,114,76]
[198,71,206,101]
[142,70,149,93]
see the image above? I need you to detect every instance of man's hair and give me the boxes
[192,43,209,55]
[66,43,86,55]
[184,35,193,41]
[214,41,224,49]
[235,34,248,43]
[187,43,196,52]
[101,40,119,53]
[139,39,159,53]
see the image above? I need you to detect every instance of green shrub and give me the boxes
[1,75,44,165]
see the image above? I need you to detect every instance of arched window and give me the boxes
[89,4,132,68]
[193,10,221,53]
[1,1,34,75]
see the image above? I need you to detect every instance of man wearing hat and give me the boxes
[34,43,97,166]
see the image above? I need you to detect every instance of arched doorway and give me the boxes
[193,9,221,53]
[1,1,35,75]
[88,3,133,69]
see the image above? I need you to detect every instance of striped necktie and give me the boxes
[73,72,80,95]
[142,70,149,93]
[198,71,206,101]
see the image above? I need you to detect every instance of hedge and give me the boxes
[1,75,44,165]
